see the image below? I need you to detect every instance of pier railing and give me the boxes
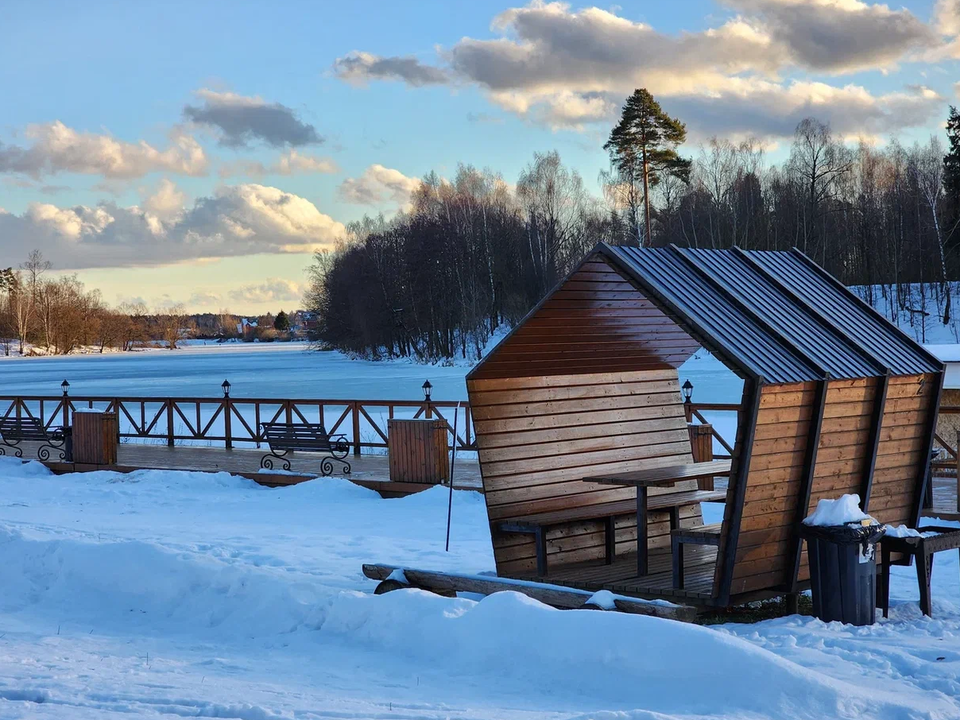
[0,394,741,458]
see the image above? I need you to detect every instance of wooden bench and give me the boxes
[671,523,722,589]
[879,525,960,617]
[0,417,65,461]
[497,489,726,576]
[260,422,351,476]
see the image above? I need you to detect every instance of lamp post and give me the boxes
[221,379,231,397]
[682,379,694,422]
[60,380,70,428]
[422,379,432,418]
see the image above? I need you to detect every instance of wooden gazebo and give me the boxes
[466,243,943,606]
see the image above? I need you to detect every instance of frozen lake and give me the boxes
[0,343,744,403]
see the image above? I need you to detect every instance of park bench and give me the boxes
[0,417,66,461]
[259,422,351,476]
[879,525,960,617]
[496,488,726,577]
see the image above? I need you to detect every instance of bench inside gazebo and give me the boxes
[467,243,944,607]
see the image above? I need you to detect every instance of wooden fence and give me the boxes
[0,394,741,458]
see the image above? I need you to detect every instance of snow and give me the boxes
[1,458,959,719]
[803,494,875,527]
[586,590,617,610]
[885,524,924,539]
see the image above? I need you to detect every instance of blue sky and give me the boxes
[2,0,959,313]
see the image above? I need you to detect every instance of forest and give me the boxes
[308,96,960,361]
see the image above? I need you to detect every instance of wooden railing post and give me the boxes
[224,398,232,450]
[956,430,959,513]
[352,402,361,456]
[166,401,174,446]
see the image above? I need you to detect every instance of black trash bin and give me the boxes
[60,426,73,462]
[800,522,885,626]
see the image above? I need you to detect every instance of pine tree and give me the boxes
[944,106,960,245]
[604,89,691,245]
[274,310,290,333]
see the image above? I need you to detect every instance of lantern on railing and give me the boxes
[682,379,693,403]
[221,379,231,398]
[61,379,70,397]
[422,380,432,402]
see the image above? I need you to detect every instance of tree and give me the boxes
[274,310,290,333]
[156,304,190,349]
[604,89,690,245]
[945,106,960,246]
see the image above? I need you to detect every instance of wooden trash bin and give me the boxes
[72,410,119,465]
[388,419,450,484]
[687,423,715,489]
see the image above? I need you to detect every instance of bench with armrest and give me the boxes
[0,417,66,461]
[496,488,726,577]
[260,421,351,476]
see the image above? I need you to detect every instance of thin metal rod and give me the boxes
[445,401,461,552]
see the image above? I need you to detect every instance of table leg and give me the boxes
[636,486,648,576]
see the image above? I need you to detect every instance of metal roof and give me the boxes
[599,244,941,384]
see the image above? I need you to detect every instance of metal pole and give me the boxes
[445,401,461,552]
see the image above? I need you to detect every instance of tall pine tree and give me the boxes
[945,106,960,246]
[604,89,690,245]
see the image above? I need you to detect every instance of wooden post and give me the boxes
[956,430,959,513]
[352,402,361,456]
[687,423,714,489]
[223,398,232,450]
[166,401,174,447]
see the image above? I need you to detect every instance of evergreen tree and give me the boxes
[604,89,691,245]
[945,106,960,245]
[274,310,290,333]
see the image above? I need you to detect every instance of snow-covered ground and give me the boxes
[1,458,958,720]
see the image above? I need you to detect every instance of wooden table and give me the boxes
[584,460,733,575]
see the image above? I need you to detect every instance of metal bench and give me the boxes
[671,523,722,589]
[879,525,960,617]
[260,422,351,476]
[0,417,66,461]
[496,489,726,576]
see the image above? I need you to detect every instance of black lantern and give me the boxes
[61,379,70,396]
[682,379,693,403]
[422,379,432,402]
[221,379,231,397]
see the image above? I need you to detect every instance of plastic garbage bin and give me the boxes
[60,426,73,462]
[799,522,885,626]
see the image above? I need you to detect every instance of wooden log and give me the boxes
[361,564,698,621]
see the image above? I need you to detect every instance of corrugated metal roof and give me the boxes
[600,244,941,383]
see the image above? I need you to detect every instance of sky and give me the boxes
[2,0,960,315]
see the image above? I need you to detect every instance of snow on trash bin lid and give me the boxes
[803,494,877,527]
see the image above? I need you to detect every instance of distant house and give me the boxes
[237,318,259,341]
[291,310,319,338]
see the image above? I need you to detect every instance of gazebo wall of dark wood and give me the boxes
[467,243,944,605]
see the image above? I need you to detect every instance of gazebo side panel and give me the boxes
[797,377,882,583]
[468,256,702,381]
[470,369,703,576]
[729,381,817,596]
[870,373,939,524]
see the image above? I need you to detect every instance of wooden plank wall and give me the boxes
[469,256,702,380]
[869,373,937,525]
[469,370,707,576]
[728,382,814,596]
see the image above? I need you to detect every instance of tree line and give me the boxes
[308,95,960,359]
[0,252,303,356]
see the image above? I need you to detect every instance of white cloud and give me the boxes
[0,122,208,179]
[339,165,420,206]
[188,291,223,306]
[335,2,948,140]
[143,179,186,221]
[229,278,303,305]
[0,183,346,269]
[219,150,340,178]
[184,89,322,148]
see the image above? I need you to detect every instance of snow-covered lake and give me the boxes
[0,343,745,404]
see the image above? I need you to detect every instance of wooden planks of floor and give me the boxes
[512,545,718,602]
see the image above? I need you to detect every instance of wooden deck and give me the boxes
[515,545,718,602]
[5,441,483,490]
